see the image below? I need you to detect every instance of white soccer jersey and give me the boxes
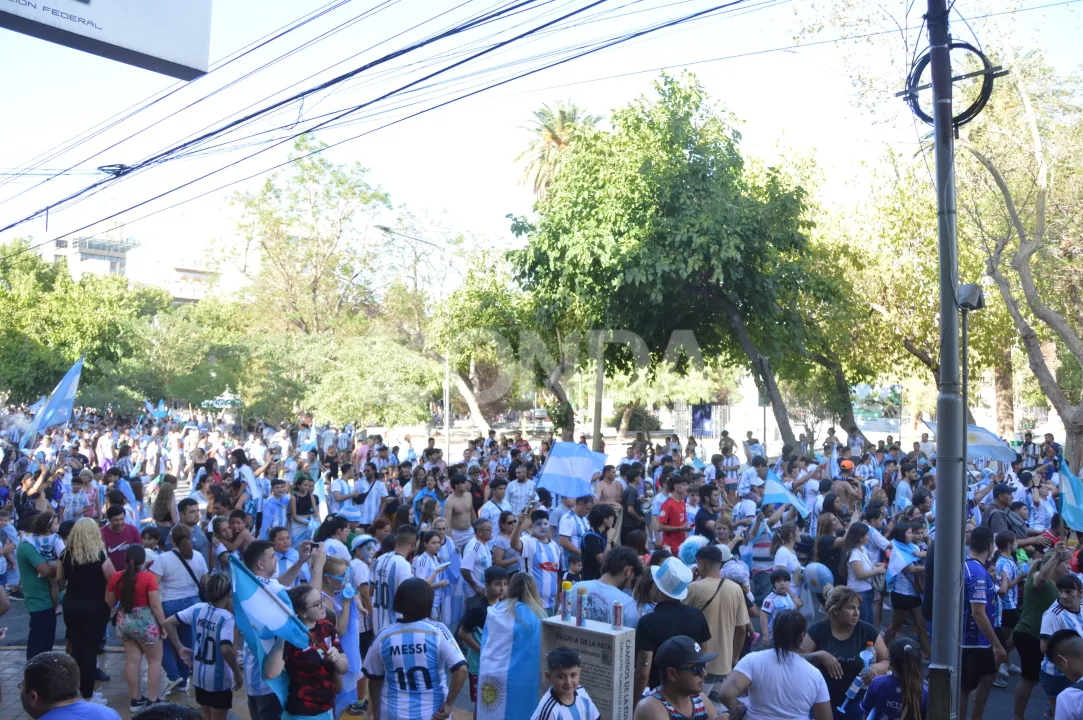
[371,553,413,635]
[355,478,388,525]
[412,552,444,613]
[530,687,601,720]
[329,478,354,514]
[521,535,561,609]
[363,619,466,720]
[175,603,235,692]
[461,538,492,597]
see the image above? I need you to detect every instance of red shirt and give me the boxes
[659,497,688,552]
[284,618,342,716]
[101,524,142,569]
[107,569,159,608]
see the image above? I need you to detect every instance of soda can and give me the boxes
[611,601,623,629]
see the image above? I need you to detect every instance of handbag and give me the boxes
[173,549,208,602]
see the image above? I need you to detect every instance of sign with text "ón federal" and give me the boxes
[1,0,212,80]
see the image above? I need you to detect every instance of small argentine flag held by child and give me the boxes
[229,556,311,706]
[886,540,922,591]
[476,599,542,720]
[763,471,809,518]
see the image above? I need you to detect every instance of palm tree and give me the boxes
[515,101,600,197]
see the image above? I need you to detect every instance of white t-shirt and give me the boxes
[1055,688,1083,720]
[847,547,875,593]
[773,546,801,578]
[151,549,209,602]
[733,649,829,720]
[461,538,493,597]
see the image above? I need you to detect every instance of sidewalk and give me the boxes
[0,648,473,720]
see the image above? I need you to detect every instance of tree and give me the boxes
[510,74,823,448]
[231,134,390,335]
[514,101,601,197]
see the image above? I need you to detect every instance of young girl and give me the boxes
[771,523,802,587]
[106,545,167,711]
[289,475,318,547]
[265,584,349,720]
[162,574,241,720]
[994,532,1025,683]
[860,638,927,719]
[412,531,450,619]
[411,474,444,518]
[417,498,440,533]
[210,518,233,572]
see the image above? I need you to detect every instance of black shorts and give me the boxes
[1015,631,1043,682]
[891,591,922,611]
[1001,608,1020,630]
[195,686,233,710]
[360,629,374,659]
[961,647,997,693]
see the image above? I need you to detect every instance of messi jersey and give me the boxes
[531,687,601,720]
[362,619,466,720]
[372,553,413,635]
[175,603,235,692]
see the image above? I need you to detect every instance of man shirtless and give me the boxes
[444,473,477,551]
[595,465,624,547]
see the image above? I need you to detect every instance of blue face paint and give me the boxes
[328,572,355,599]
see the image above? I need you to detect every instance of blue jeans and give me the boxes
[161,595,199,682]
[857,589,875,625]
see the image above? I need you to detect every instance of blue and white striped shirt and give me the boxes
[175,603,235,692]
[371,553,413,636]
[530,687,601,720]
[362,619,466,720]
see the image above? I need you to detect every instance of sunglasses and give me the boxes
[678,663,707,676]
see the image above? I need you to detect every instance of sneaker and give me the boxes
[997,664,1009,680]
[992,675,1008,689]
[90,691,108,705]
[1007,664,1022,675]
[130,698,149,713]
[175,680,189,694]
[8,588,24,600]
[94,668,111,682]
[163,678,184,695]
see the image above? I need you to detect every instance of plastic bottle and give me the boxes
[575,586,587,626]
[836,641,876,713]
[559,581,573,621]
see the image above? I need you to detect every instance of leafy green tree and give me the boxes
[510,74,825,447]
[515,102,601,197]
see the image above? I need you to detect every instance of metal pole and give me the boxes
[592,356,604,452]
[927,1,964,717]
[444,354,450,461]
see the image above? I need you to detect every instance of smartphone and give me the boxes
[434,562,451,573]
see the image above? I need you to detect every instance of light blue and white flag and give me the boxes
[763,470,809,518]
[830,443,841,479]
[536,442,607,498]
[154,399,168,419]
[229,556,311,707]
[924,421,1016,463]
[886,540,922,591]
[334,595,362,714]
[476,599,542,720]
[1060,460,1083,533]
[688,454,706,470]
[22,357,84,448]
[144,400,155,415]
[28,396,47,415]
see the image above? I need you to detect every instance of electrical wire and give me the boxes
[0,0,361,195]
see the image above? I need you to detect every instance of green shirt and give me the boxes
[1015,568,1058,637]
[16,542,55,613]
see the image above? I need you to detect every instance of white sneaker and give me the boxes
[90,691,109,705]
[1007,664,1022,675]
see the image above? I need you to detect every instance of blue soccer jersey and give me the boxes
[175,603,235,692]
[362,619,466,720]
[962,558,996,647]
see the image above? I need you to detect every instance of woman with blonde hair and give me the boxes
[58,517,116,702]
[476,574,545,719]
[152,481,178,547]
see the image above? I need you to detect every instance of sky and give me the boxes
[0,0,1080,260]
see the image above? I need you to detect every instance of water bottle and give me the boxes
[836,642,876,713]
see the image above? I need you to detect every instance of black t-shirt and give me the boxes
[817,534,845,587]
[806,620,880,706]
[580,531,606,581]
[621,486,642,534]
[460,595,496,636]
[636,600,711,691]
[695,507,719,543]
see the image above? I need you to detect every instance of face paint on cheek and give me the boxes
[534,520,549,536]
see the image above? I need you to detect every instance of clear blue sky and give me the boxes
[0,0,1079,252]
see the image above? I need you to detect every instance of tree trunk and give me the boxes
[542,361,576,441]
[994,346,1015,439]
[423,349,491,436]
[812,353,867,448]
[714,290,797,447]
[619,403,637,436]
[1065,423,1083,476]
[903,338,977,424]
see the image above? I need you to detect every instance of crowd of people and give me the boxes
[0,408,1079,720]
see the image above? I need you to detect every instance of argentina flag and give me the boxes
[536,442,607,498]
[1060,460,1083,532]
[476,600,543,720]
[21,356,84,448]
[763,471,809,518]
[886,540,921,591]
[229,556,311,706]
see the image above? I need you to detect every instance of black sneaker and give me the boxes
[130,697,149,713]
[95,668,111,682]
[8,588,24,600]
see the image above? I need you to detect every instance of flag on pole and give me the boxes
[763,470,809,518]
[924,421,1016,463]
[829,443,841,479]
[476,599,543,720]
[886,540,922,590]
[1060,460,1083,533]
[154,399,168,419]
[229,556,311,707]
[536,442,607,498]
[28,396,47,415]
[144,400,154,414]
[21,357,84,448]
